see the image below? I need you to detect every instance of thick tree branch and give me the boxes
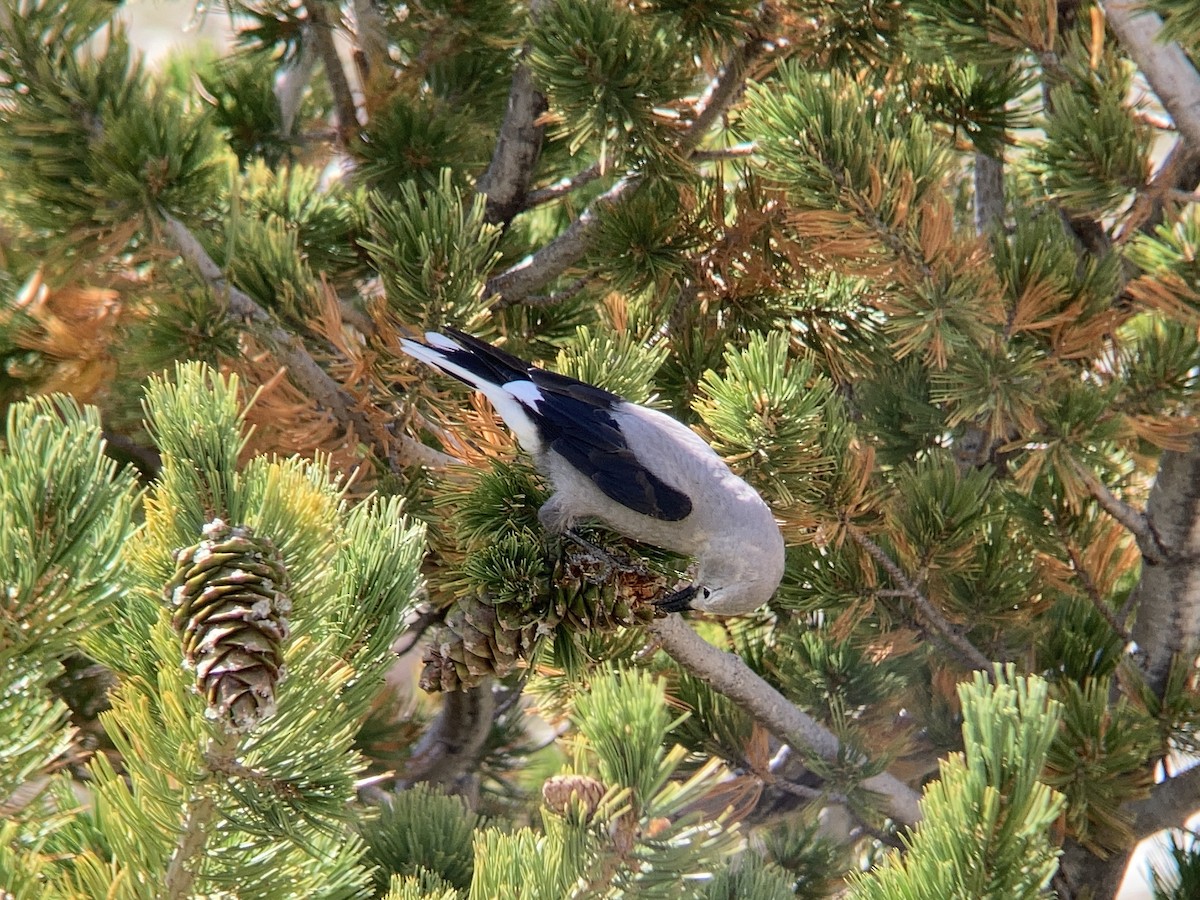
[973,152,1005,236]
[1101,0,1200,152]
[1129,763,1200,839]
[394,683,496,802]
[484,176,638,304]
[478,64,548,227]
[647,614,923,826]
[490,276,589,312]
[304,0,360,143]
[1129,438,1200,694]
[162,213,460,471]
[846,524,993,671]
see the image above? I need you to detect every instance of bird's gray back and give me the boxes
[539,401,779,556]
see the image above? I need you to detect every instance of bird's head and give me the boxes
[657,535,785,616]
[687,576,779,616]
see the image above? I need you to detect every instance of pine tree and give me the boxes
[3,0,1200,897]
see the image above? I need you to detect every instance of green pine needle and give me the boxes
[528,0,688,162]
[363,784,479,892]
[694,331,842,507]
[363,170,502,328]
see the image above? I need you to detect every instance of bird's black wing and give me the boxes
[418,329,692,521]
[528,371,693,522]
[427,327,535,388]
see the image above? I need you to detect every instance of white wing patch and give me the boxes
[503,379,545,408]
[400,337,544,452]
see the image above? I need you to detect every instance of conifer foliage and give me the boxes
[3,0,1200,896]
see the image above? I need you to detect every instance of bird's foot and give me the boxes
[653,584,697,614]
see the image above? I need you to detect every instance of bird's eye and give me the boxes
[699,587,712,599]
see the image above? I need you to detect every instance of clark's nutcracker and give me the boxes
[400,329,785,615]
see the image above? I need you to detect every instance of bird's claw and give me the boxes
[653,584,698,614]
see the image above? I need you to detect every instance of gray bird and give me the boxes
[399,329,785,615]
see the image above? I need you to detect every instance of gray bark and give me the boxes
[1130,440,1200,696]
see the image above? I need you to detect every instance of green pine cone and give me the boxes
[419,590,548,692]
[551,545,663,632]
[419,541,667,693]
[166,519,291,733]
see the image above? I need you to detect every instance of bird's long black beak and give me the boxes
[654,584,698,613]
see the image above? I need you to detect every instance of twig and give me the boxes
[523,162,604,209]
[845,523,993,671]
[1101,1,1200,152]
[1167,187,1200,205]
[393,606,445,658]
[303,0,360,143]
[162,213,461,471]
[490,276,589,312]
[1062,535,1134,645]
[646,614,923,826]
[690,144,757,162]
[1069,458,1165,564]
[1118,141,1198,243]
[679,34,774,156]
[483,23,778,306]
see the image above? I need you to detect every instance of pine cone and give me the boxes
[420,542,670,693]
[542,773,607,823]
[551,545,664,631]
[166,519,291,733]
[419,592,548,692]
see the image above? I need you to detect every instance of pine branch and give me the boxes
[1069,459,1165,564]
[846,524,994,671]
[484,27,775,305]
[1101,0,1200,152]
[304,0,360,143]
[1128,762,1200,840]
[1129,439,1200,695]
[478,53,547,226]
[395,684,496,799]
[161,213,461,470]
[164,731,239,899]
[522,161,604,209]
[646,614,923,826]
